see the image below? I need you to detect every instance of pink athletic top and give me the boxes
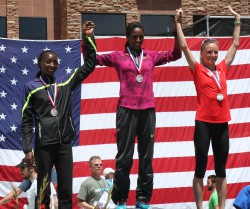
[97,48,181,110]
[193,59,231,123]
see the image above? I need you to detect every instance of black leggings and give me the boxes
[194,120,229,178]
[35,143,73,209]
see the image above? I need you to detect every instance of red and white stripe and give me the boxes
[1,36,250,209]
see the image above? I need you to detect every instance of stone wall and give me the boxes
[2,0,249,39]
[60,0,140,39]
[6,0,18,39]
[60,0,181,38]
[181,0,249,28]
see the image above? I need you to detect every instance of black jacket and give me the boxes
[22,36,96,153]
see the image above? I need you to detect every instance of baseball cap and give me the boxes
[103,167,115,176]
[15,158,29,168]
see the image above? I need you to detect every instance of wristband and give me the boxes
[234,21,241,25]
[172,31,177,37]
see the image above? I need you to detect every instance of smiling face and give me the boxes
[90,158,103,176]
[38,52,58,77]
[126,27,144,52]
[200,42,219,68]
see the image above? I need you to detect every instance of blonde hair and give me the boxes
[200,38,219,64]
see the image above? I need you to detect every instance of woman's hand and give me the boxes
[228,5,240,22]
[82,21,95,36]
[25,151,35,166]
[175,8,183,24]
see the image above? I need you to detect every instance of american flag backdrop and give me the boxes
[0,36,250,209]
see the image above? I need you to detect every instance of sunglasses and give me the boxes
[201,38,219,48]
[93,163,103,167]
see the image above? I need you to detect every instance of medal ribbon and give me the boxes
[204,66,221,89]
[127,46,143,74]
[40,76,58,108]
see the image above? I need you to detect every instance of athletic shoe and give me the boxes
[116,201,127,209]
[136,200,152,209]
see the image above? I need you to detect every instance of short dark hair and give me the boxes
[125,21,144,48]
[208,175,216,184]
[126,21,144,37]
[36,50,57,78]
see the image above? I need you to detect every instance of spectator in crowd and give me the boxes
[207,175,218,209]
[77,156,110,209]
[233,185,250,209]
[103,167,115,188]
[0,168,31,206]
[0,158,57,209]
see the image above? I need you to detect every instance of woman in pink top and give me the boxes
[83,21,181,209]
[175,6,241,209]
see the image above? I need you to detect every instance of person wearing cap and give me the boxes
[16,158,38,209]
[0,158,58,209]
[103,167,115,188]
[0,158,32,206]
[17,158,58,209]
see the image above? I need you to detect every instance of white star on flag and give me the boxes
[0,44,6,51]
[22,68,29,75]
[10,78,18,85]
[33,57,38,64]
[11,103,18,110]
[0,66,6,73]
[0,113,6,120]
[21,46,28,53]
[10,125,17,132]
[65,46,72,53]
[43,46,50,51]
[0,91,7,97]
[0,134,6,142]
[10,56,17,63]
[65,67,72,74]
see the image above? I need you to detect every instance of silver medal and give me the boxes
[136,74,143,83]
[50,108,58,116]
[217,93,224,101]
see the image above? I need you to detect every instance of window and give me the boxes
[193,15,234,36]
[141,15,174,36]
[82,14,126,36]
[19,17,47,40]
[0,17,7,38]
[190,15,250,36]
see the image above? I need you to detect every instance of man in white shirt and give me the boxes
[16,158,57,209]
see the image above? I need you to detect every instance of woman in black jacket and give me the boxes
[22,21,96,209]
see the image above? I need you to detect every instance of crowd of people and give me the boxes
[0,4,248,209]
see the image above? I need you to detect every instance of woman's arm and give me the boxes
[175,8,196,72]
[81,21,96,73]
[225,5,241,69]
